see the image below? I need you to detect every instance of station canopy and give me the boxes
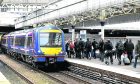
[0,0,58,26]
[1,0,51,4]
[0,0,137,27]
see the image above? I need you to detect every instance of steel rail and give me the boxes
[68,62,140,84]
[0,60,34,84]
[59,71,93,84]
[6,56,67,84]
[19,60,93,84]
[4,55,93,84]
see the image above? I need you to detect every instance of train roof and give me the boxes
[35,24,60,31]
[3,24,61,37]
[7,29,34,36]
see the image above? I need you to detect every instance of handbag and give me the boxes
[123,53,130,65]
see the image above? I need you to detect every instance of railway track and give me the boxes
[18,60,95,84]
[68,62,140,84]
[3,54,138,84]
[0,55,65,84]
[1,55,98,84]
[0,60,33,84]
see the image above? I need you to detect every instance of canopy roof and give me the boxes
[1,0,51,4]
[0,0,59,26]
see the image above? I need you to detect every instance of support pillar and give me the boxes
[71,25,75,42]
[101,26,104,40]
[100,21,105,40]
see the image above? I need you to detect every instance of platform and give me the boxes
[65,58,140,79]
[0,72,10,84]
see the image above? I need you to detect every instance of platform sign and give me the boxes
[80,30,86,42]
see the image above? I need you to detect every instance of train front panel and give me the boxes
[33,26,65,64]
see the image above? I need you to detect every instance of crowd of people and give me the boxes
[65,38,140,68]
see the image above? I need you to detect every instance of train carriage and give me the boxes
[1,24,66,67]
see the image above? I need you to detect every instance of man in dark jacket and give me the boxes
[134,40,140,68]
[85,38,92,59]
[104,39,113,65]
[92,39,98,59]
[98,39,104,62]
[74,39,79,58]
[116,40,124,65]
[65,40,70,58]
[124,39,128,52]
[127,39,134,63]
[78,38,84,59]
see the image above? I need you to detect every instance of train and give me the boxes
[1,24,66,68]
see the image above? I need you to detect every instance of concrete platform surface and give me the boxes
[0,72,10,84]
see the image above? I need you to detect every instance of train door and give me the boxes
[27,36,33,56]
[24,34,33,63]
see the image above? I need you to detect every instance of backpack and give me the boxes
[86,41,91,49]
[95,43,99,49]
[79,41,84,49]
[70,43,74,49]
[106,42,113,50]
[118,43,124,50]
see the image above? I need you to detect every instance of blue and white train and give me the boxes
[1,24,66,67]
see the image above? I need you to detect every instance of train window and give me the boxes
[20,37,25,47]
[10,37,14,45]
[15,38,19,46]
[40,32,62,47]
[15,36,25,47]
[1,38,6,44]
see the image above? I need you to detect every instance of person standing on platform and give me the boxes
[78,38,84,59]
[65,40,70,58]
[104,39,113,65]
[127,39,134,63]
[92,39,98,59]
[74,39,79,58]
[124,39,128,53]
[85,38,92,59]
[134,40,140,68]
[69,41,75,58]
[98,39,104,62]
[115,40,124,65]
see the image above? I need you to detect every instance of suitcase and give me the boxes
[96,50,100,58]
[123,56,130,65]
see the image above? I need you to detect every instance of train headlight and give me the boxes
[38,50,41,53]
[60,51,65,55]
[60,51,63,54]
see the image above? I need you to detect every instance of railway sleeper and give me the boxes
[69,64,139,83]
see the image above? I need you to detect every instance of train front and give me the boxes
[36,25,65,65]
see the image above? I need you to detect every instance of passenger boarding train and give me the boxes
[1,24,65,67]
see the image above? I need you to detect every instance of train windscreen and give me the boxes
[40,32,62,47]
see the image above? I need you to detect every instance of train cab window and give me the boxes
[27,37,32,48]
[40,32,62,47]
